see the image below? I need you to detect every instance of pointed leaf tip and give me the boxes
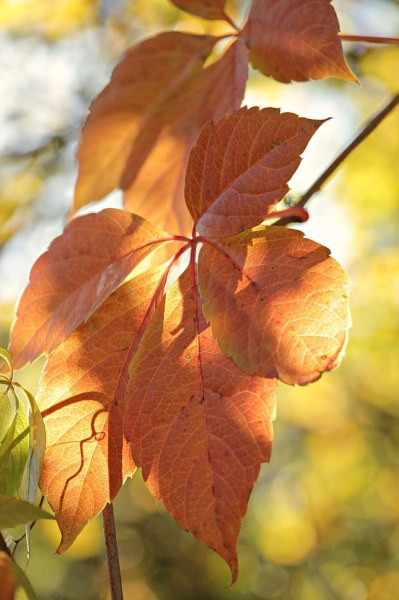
[186,106,325,238]
[242,0,359,84]
[126,268,276,581]
[38,267,167,551]
[0,495,54,530]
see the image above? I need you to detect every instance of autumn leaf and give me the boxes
[9,105,351,581]
[242,0,358,83]
[123,38,248,234]
[74,33,215,210]
[0,551,16,600]
[186,106,324,238]
[38,266,167,551]
[171,0,229,21]
[125,267,276,583]
[10,209,166,369]
[198,227,350,385]
[74,33,247,234]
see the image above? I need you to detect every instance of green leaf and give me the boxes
[0,495,54,530]
[0,389,30,496]
[0,389,17,445]
[0,347,13,379]
[16,386,46,504]
[12,558,36,600]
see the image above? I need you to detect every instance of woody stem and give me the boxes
[339,34,399,44]
[103,503,124,600]
[274,91,399,226]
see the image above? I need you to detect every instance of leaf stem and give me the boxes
[274,91,399,226]
[102,503,124,600]
[339,34,399,45]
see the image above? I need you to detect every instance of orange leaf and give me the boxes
[171,0,228,21]
[186,107,323,237]
[74,34,247,234]
[125,266,276,582]
[39,266,166,552]
[242,0,358,83]
[10,209,165,368]
[74,33,215,211]
[123,38,248,234]
[198,227,350,385]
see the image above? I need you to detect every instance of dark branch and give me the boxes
[274,92,399,226]
[102,503,124,600]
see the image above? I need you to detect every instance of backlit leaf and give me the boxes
[125,267,276,582]
[0,389,30,496]
[10,209,165,368]
[74,32,247,234]
[186,107,323,237]
[122,38,248,234]
[74,32,215,214]
[0,495,54,530]
[39,267,167,551]
[0,348,13,377]
[17,387,46,504]
[199,227,350,385]
[242,0,358,83]
[171,0,228,21]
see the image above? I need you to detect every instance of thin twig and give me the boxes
[11,496,45,554]
[102,503,124,600]
[274,92,399,226]
[340,34,399,45]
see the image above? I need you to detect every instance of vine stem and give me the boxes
[274,91,399,226]
[340,34,399,45]
[102,503,124,600]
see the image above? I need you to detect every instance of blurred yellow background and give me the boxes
[1,1,398,599]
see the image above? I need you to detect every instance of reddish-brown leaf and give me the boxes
[10,209,166,368]
[171,0,228,21]
[0,552,16,600]
[198,227,350,385]
[186,107,323,238]
[123,38,248,234]
[74,33,247,234]
[74,33,215,212]
[125,266,276,582]
[39,267,166,552]
[242,0,358,83]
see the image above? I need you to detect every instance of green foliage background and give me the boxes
[0,1,398,598]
